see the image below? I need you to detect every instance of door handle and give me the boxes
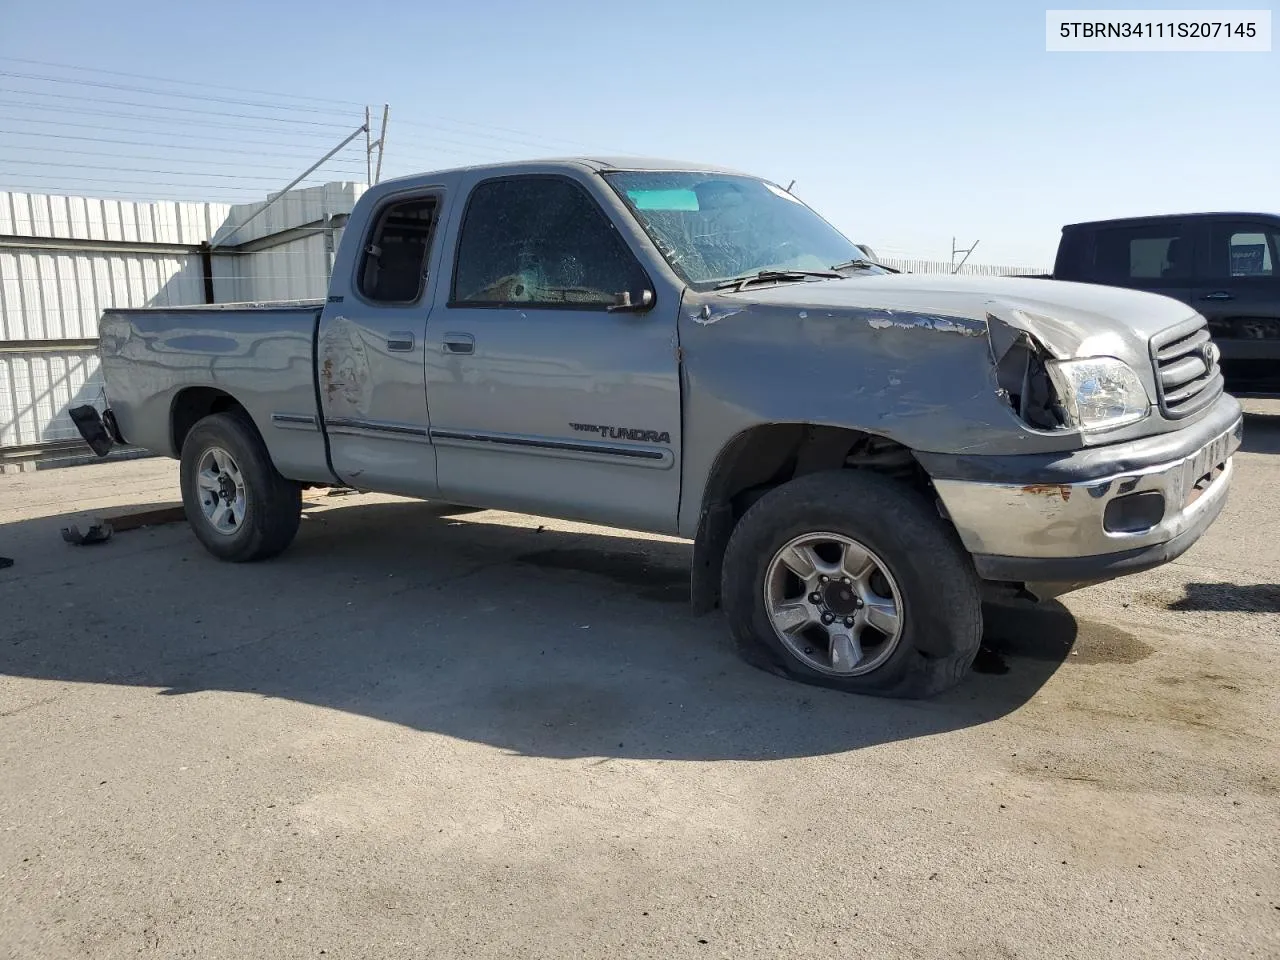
[442,333,475,355]
[386,331,415,352]
[1201,291,1234,301]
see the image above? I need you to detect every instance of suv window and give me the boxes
[358,196,437,303]
[451,176,646,307]
[1090,224,1190,281]
[1207,222,1278,278]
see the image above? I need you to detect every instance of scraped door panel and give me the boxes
[320,192,442,497]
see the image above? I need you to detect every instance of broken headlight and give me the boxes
[1046,357,1149,432]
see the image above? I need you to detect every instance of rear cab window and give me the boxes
[358,196,439,303]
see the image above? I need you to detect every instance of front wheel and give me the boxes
[180,412,301,562]
[720,470,983,698]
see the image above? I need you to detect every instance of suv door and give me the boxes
[1078,220,1195,304]
[424,172,682,534]
[1193,218,1280,393]
[317,189,447,496]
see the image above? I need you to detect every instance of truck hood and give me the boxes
[719,273,1201,360]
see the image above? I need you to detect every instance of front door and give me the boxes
[424,172,683,534]
[318,189,446,497]
[1193,219,1280,392]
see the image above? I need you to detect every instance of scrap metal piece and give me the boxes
[61,521,114,546]
[68,405,114,457]
[0,557,13,569]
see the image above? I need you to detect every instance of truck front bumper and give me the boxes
[917,394,1243,596]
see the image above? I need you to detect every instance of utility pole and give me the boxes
[364,105,372,185]
[372,104,389,184]
[951,237,980,274]
[211,122,369,248]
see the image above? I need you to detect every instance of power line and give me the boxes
[0,177,351,198]
[0,128,367,164]
[393,115,588,151]
[0,100,359,139]
[0,104,546,164]
[0,151,364,178]
[0,57,366,108]
[3,90,547,158]
[0,70,358,117]
[0,86,358,127]
[0,159,358,182]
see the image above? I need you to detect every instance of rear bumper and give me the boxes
[922,395,1242,592]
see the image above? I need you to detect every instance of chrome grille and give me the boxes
[1149,315,1224,419]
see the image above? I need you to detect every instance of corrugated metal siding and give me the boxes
[0,184,364,459]
[880,257,1050,276]
[211,230,347,303]
[0,349,102,447]
[213,182,363,246]
[0,248,206,340]
[0,191,229,245]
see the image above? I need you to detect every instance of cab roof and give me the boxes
[373,156,753,190]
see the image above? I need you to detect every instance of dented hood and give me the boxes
[721,273,1201,360]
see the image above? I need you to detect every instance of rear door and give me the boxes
[317,187,447,496]
[423,171,683,534]
[1077,220,1195,305]
[1192,218,1280,391]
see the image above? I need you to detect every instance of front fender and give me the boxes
[675,296,1077,537]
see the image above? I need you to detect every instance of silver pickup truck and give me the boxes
[74,157,1242,698]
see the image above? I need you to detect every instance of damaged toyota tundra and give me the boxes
[74,158,1242,698]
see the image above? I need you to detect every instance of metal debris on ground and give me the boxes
[0,557,13,569]
[61,522,114,546]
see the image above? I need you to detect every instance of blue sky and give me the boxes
[1,0,1275,265]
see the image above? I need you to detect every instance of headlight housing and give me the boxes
[1046,357,1150,432]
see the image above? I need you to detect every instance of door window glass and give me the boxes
[1216,227,1276,277]
[452,177,646,307]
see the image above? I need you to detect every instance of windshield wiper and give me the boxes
[713,269,842,292]
[830,258,900,274]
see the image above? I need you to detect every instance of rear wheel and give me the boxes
[180,412,301,562]
[721,470,983,698]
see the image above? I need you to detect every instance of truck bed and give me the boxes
[99,302,331,482]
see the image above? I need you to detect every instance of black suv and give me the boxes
[1054,213,1280,394]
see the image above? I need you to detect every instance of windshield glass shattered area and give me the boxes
[604,171,863,288]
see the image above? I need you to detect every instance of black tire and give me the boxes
[720,470,982,698]
[179,412,302,562]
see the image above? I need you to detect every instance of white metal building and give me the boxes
[0,182,364,467]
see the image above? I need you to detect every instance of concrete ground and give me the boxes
[1,403,1278,960]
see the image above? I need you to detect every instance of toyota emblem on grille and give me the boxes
[1201,341,1220,367]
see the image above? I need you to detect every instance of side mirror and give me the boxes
[607,289,655,313]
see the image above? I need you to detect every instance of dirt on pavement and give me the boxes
[1,403,1277,959]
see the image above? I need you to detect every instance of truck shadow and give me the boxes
[0,498,1078,761]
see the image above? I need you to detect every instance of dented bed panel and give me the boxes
[99,305,330,482]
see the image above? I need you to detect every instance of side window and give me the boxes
[451,177,646,307]
[1207,222,1277,278]
[1090,224,1190,281]
[358,196,438,303]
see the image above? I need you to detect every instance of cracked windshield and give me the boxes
[606,171,864,286]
